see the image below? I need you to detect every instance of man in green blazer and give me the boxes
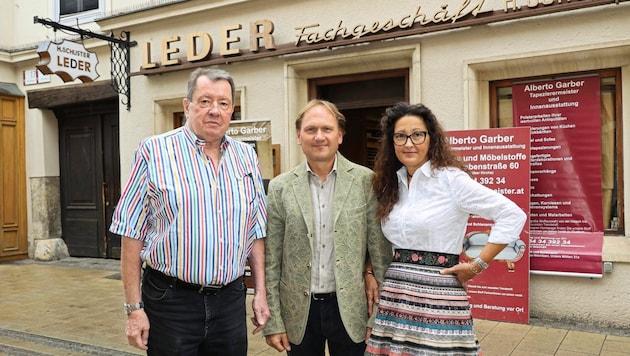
[263,100,392,355]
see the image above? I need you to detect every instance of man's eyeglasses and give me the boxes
[193,99,232,110]
[393,131,428,146]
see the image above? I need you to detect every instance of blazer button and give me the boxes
[303,291,309,297]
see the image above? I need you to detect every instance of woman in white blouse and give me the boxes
[365,103,526,356]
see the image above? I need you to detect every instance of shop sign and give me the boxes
[36,40,99,83]
[135,0,626,75]
[228,119,273,180]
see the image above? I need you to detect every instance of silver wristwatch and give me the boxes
[124,301,144,315]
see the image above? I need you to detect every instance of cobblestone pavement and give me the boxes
[0,257,628,355]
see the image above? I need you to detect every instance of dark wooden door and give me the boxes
[55,100,120,258]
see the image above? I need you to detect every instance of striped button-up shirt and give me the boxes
[109,125,267,285]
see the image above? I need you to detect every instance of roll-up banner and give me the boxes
[449,127,531,323]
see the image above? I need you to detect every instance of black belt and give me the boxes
[146,266,242,296]
[312,292,336,301]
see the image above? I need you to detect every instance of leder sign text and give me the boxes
[134,0,624,76]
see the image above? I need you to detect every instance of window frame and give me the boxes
[53,0,105,26]
[489,68,624,234]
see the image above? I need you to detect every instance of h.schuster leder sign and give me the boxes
[36,40,100,83]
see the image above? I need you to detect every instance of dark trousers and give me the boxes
[142,268,247,356]
[288,296,366,356]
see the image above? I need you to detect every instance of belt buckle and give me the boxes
[198,284,222,295]
[312,292,333,301]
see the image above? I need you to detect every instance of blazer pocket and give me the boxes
[341,203,367,227]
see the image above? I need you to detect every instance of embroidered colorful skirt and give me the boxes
[365,250,480,356]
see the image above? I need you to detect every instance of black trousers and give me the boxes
[142,268,247,356]
[288,295,366,356]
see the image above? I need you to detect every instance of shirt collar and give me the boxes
[306,155,338,177]
[183,124,228,150]
[397,160,432,181]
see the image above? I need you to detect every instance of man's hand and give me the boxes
[251,291,270,334]
[364,271,379,316]
[265,333,291,352]
[125,309,150,350]
[365,327,373,343]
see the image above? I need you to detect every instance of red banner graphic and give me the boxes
[512,76,603,276]
[449,127,531,323]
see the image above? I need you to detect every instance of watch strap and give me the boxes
[124,301,144,315]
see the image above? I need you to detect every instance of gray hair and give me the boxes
[186,68,235,101]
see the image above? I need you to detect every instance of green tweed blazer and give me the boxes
[263,153,392,344]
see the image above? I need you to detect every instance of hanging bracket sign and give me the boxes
[36,40,100,83]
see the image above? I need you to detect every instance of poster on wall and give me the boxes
[227,119,273,180]
[227,118,273,292]
[449,127,531,324]
[512,76,603,276]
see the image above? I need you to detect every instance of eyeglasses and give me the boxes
[393,131,428,146]
[193,99,232,110]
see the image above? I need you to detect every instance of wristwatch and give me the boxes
[124,301,144,315]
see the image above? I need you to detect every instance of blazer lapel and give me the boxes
[291,163,314,236]
[333,154,353,225]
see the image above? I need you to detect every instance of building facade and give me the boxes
[1,0,629,329]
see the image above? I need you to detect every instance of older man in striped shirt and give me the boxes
[110,68,269,356]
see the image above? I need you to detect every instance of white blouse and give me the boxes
[381,161,527,255]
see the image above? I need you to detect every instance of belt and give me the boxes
[146,266,242,296]
[312,292,336,301]
[393,249,459,268]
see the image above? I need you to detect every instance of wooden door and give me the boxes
[103,111,121,258]
[0,95,27,261]
[55,100,120,258]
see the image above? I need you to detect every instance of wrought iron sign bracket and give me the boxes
[34,16,137,110]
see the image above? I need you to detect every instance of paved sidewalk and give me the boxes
[0,257,628,355]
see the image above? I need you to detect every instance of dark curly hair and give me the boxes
[372,102,469,220]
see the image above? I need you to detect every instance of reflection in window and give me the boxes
[60,0,99,15]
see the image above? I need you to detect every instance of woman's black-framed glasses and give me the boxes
[393,131,428,146]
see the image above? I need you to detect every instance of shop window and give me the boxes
[54,0,104,25]
[490,69,624,234]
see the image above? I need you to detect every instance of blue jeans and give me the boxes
[142,268,247,356]
[288,296,366,356]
